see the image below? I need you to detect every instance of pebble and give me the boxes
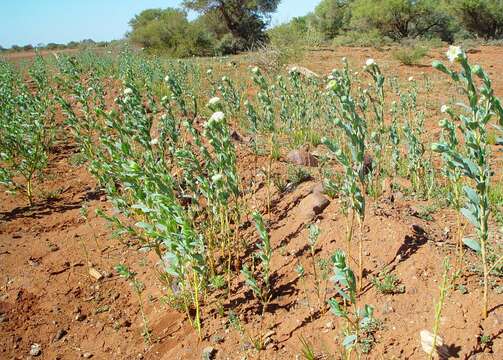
[75,313,86,321]
[53,329,67,341]
[201,346,216,360]
[48,243,60,252]
[83,352,93,358]
[30,343,42,356]
[287,149,318,167]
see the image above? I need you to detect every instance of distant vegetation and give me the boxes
[127,0,503,58]
[0,39,117,54]
[2,0,503,58]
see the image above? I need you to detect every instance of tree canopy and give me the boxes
[182,0,280,47]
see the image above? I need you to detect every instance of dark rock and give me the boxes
[53,329,67,341]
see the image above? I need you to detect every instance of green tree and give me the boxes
[448,0,503,39]
[182,0,281,48]
[128,8,213,57]
[351,0,452,40]
[311,0,352,39]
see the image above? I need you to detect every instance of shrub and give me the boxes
[450,0,503,39]
[393,46,429,66]
[351,0,453,41]
[333,29,391,47]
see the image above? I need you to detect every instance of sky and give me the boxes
[0,0,319,48]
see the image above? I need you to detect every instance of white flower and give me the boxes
[207,68,213,75]
[408,76,414,82]
[366,58,376,67]
[354,72,359,76]
[149,138,159,146]
[446,46,464,63]
[289,66,298,74]
[222,76,229,82]
[341,57,347,63]
[251,66,259,74]
[123,88,133,96]
[327,75,334,80]
[164,75,170,82]
[207,97,221,107]
[440,105,449,113]
[206,111,225,127]
[212,173,224,182]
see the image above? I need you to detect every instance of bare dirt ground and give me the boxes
[1,46,502,359]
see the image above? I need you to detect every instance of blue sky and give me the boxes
[0,0,319,47]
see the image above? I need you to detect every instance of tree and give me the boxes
[128,8,213,57]
[351,0,452,40]
[448,0,503,39]
[182,0,281,48]
[311,0,352,39]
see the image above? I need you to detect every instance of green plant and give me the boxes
[288,165,312,186]
[298,335,317,360]
[241,211,273,312]
[371,269,405,294]
[328,250,378,355]
[393,46,429,66]
[0,60,54,205]
[307,224,323,307]
[427,258,457,360]
[432,46,503,318]
[116,264,151,342]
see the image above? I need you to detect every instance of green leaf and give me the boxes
[463,237,481,253]
[342,334,357,349]
[460,207,479,229]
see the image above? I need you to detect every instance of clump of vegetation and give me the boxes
[393,46,429,66]
[0,57,54,205]
[328,250,380,356]
[371,269,405,294]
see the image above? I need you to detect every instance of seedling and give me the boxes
[328,250,378,356]
[116,264,151,343]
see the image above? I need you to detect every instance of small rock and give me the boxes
[298,193,330,220]
[53,329,67,341]
[75,313,86,322]
[88,268,103,281]
[202,346,216,360]
[287,149,318,167]
[264,330,276,339]
[420,330,447,357]
[30,343,42,356]
[0,313,7,323]
[287,65,320,78]
[324,321,334,330]
[83,352,93,358]
[48,243,60,252]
